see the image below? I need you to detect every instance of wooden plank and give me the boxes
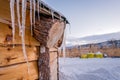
[0,22,40,46]
[0,61,38,80]
[0,46,38,67]
[0,0,40,46]
[50,51,57,63]
[38,46,50,80]
[50,59,57,80]
[49,48,58,52]
[50,51,58,80]
[0,0,11,21]
[0,0,31,27]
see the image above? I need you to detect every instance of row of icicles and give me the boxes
[10,0,42,74]
[10,0,65,74]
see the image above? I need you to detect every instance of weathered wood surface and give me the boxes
[0,22,40,46]
[49,48,58,52]
[0,61,38,80]
[0,46,38,67]
[33,16,65,48]
[50,51,58,80]
[50,51,57,63]
[38,46,50,80]
[47,21,65,48]
[0,0,11,21]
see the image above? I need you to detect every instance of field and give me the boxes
[59,58,120,80]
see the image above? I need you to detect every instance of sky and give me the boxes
[43,0,120,38]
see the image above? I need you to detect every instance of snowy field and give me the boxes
[59,58,120,80]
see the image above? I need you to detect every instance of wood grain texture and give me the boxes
[0,61,38,80]
[50,52,58,80]
[0,46,38,67]
[47,21,65,48]
[0,22,40,46]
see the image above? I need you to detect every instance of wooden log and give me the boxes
[49,50,58,80]
[50,59,57,80]
[38,46,50,80]
[49,48,58,52]
[47,21,65,48]
[0,61,38,80]
[0,0,11,21]
[33,16,65,48]
[0,22,40,46]
[50,51,57,63]
[0,46,38,67]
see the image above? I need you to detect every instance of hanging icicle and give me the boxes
[10,0,15,48]
[51,10,54,22]
[16,0,22,36]
[60,15,62,22]
[30,0,33,35]
[21,0,30,74]
[63,27,66,58]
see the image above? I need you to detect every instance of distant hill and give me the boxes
[67,32,120,46]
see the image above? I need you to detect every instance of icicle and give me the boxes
[51,10,54,22]
[10,0,15,48]
[60,15,62,21]
[21,0,30,74]
[63,28,66,58]
[33,0,36,26]
[37,0,40,21]
[30,0,33,35]
[16,0,22,36]
[68,24,71,34]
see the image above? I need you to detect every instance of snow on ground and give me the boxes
[59,58,120,80]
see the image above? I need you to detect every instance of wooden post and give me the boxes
[34,16,65,80]
[38,46,50,80]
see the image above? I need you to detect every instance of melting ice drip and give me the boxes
[51,10,54,22]
[30,0,33,35]
[10,0,15,47]
[10,0,41,74]
[63,28,66,58]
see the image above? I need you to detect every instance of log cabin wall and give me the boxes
[0,22,39,80]
[0,0,67,80]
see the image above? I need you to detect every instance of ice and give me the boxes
[63,29,66,58]
[60,15,62,21]
[51,10,54,22]
[10,0,45,74]
[21,0,30,73]
[30,0,33,35]
[10,0,15,47]
[16,0,22,36]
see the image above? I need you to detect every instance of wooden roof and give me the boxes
[37,1,69,23]
[30,0,69,24]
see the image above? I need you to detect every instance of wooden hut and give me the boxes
[0,0,68,80]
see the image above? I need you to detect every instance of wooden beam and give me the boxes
[0,61,38,80]
[38,46,50,80]
[0,22,40,46]
[47,21,65,48]
[0,46,38,67]
[33,16,65,48]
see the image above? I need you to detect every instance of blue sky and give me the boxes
[43,0,120,38]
